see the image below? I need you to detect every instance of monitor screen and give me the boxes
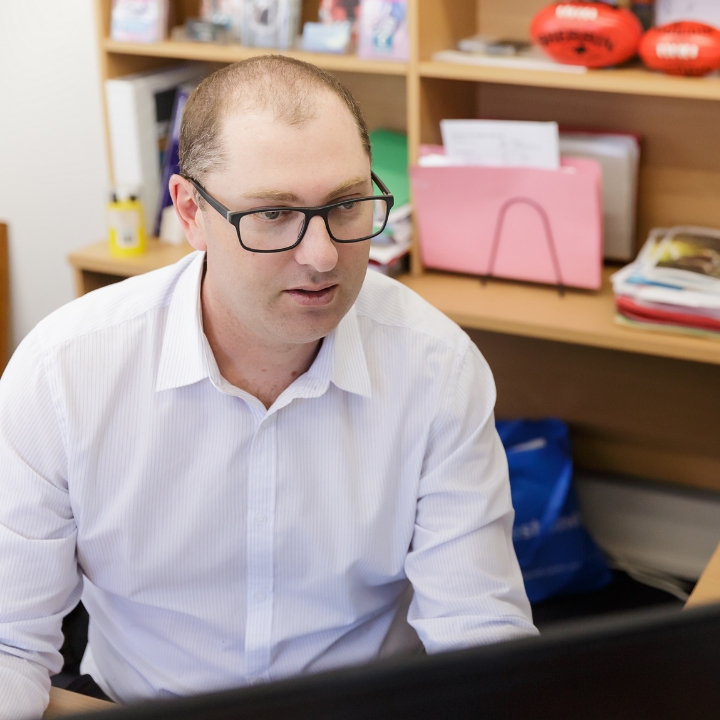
[69,603,720,720]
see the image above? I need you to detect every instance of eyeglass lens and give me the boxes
[238,198,389,251]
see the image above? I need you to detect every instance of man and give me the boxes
[0,56,536,718]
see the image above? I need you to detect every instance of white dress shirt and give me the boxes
[0,252,535,718]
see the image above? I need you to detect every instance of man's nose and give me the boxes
[293,215,338,273]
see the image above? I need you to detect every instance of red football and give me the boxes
[531,2,643,68]
[639,22,720,76]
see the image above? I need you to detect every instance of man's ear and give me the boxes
[169,174,207,251]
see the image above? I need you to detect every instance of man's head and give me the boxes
[170,56,375,352]
[179,55,371,188]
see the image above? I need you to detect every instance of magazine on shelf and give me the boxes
[154,82,198,236]
[612,227,720,336]
[614,229,720,291]
[432,48,587,74]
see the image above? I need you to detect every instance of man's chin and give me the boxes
[278,303,349,345]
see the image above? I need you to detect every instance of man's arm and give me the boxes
[405,342,537,653]
[0,331,81,719]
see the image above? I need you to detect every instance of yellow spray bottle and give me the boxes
[108,189,147,258]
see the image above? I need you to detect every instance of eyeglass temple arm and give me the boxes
[183,176,234,220]
[371,171,392,197]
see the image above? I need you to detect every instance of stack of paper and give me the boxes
[559,132,640,261]
[612,227,720,339]
[432,47,587,75]
[368,129,411,276]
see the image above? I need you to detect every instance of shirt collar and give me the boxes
[156,252,209,392]
[323,304,372,399]
[156,252,371,400]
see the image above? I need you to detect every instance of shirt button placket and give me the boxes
[244,412,277,681]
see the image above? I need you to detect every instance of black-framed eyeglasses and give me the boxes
[183,172,395,253]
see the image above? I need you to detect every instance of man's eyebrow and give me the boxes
[241,176,371,205]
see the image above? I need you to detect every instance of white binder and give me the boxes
[105,64,206,235]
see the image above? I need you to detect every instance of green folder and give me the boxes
[370,129,409,208]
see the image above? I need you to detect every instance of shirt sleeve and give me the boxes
[405,341,538,653]
[0,330,82,719]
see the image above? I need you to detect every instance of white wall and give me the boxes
[0,1,109,348]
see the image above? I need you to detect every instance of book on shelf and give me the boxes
[320,0,360,37]
[154,82,198,236]
[105,64,207,236]
[239,0,302,50]
[559,131,640,261]
[302,0,359,54]
[432,48,587,74]
[111,0,169,43]
[357,0,408,61]
[368,129,411,274]
[612,226,720,339]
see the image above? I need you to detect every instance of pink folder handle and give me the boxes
[484,197,565,296]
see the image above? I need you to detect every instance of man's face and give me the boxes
[193,93,372,350]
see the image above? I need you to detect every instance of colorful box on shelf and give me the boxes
[357,0,408,61]
[410,152,603,290]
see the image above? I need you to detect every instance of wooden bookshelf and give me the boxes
[418,60,720,101]
[400,268,720,367]
[89,0,720,492]
[103,38,408,76]
[44,687,113,717]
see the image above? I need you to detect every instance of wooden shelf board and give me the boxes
[68,239,194,278]
[45,687,113,717]
[103,39,408,76]
[399,268,720,366]
[419,60,720,101]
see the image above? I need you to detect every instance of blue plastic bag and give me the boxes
[497,419,612,604]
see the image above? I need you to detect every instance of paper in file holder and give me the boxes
[410,158,604,291]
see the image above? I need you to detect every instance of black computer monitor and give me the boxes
[69,603,720,720]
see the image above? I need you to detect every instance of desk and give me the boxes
[67,239,194,296]
[686,542,720,608]
[66,242,720,491]
[45,687,114,716]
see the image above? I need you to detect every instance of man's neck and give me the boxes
[201,287,322,410]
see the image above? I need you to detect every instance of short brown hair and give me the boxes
[179,55,371,186]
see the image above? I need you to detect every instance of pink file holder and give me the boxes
[410,157,604,291]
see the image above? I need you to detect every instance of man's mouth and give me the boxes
[284,284,338,306]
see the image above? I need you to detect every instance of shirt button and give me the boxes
[255,591,267,602]
[255,514,267,525]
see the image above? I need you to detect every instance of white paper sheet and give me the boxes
[439,119,560,170]
[656,0,720,27]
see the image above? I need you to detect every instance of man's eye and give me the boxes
[257,210,288,221]
[338,201,357,211]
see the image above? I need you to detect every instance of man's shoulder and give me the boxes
[34,252,201,351]
[355,270,470,357]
